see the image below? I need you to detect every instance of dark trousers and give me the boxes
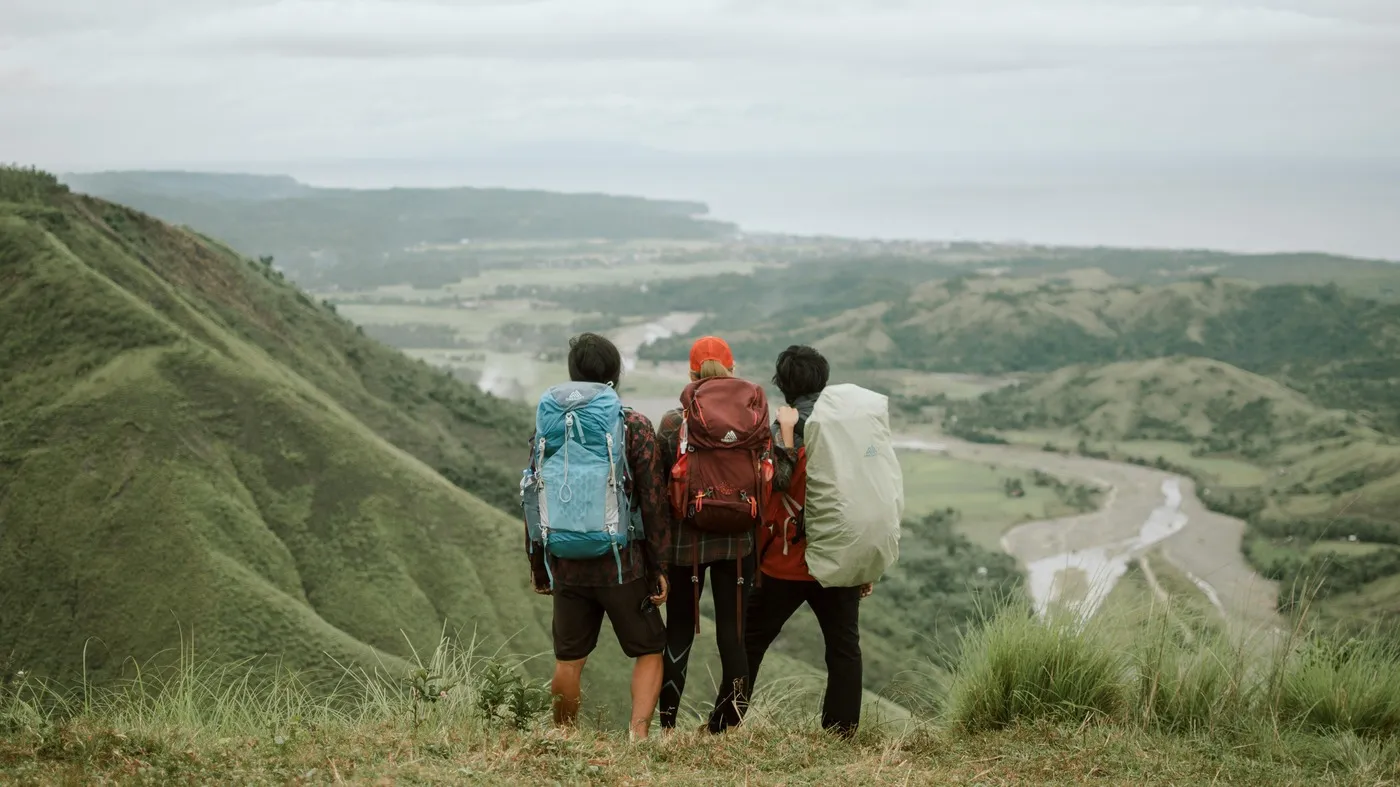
[731,575,863,737]
[659,560,749,731]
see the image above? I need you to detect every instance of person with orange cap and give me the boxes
[654,335,770,734]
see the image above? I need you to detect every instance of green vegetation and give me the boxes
[10,164,1400,781]
[896,454,1094,550]
[0,166,552,696]
[6,603,1400,785]
[642,273,1400,434]
[933,353,1400,636]
[952,590,1400,748]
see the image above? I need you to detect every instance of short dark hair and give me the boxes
[773,345,828,404]
[568,332,622,389]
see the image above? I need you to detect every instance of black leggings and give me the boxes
[659,560,749,731]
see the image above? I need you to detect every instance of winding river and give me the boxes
[895,436,1279,631]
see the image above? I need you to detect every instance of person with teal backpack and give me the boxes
[521,333,672,740]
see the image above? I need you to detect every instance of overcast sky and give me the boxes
[3,0,1399,168]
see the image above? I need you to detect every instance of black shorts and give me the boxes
[553,579,666,661]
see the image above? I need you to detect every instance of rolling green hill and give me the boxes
[955,357,1361,449]
[1,168,546,686]
[644,273,1400,434]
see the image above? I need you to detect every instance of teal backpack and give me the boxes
[521,382,640,586]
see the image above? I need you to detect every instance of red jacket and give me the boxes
[758,446,816,582]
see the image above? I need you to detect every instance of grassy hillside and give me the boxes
[943,357,1400,528]
[955,357,1361,452]
[991,247,1400,300]
[643,273,1400,434]
[0,168,552,687]
[6,600,1400,785]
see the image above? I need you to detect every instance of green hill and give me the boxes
[61,171,314,201]
[0,168,546,685]
[643,273,1400,434]
[956,357,1360,448]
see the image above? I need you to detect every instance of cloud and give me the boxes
[1,0,1398,165]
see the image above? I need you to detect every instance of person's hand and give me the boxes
[859,582,874,599]
[532,579,552,596]
[777,406,799,429]
[650,574,670,606]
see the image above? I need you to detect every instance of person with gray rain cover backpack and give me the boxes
[734,345,903,738]
[521,333,672,740]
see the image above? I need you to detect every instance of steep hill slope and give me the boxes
[0,169,546,686]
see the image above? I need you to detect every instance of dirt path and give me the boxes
[895,436,1280,633]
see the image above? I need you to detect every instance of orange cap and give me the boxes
[689,336,735,373]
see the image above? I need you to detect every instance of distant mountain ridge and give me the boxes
[61,171,315,201]
[57,169,738,291]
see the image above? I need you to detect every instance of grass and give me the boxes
[951,609,1127,731]
[897,452,1083,550]
[6,607,1400,786]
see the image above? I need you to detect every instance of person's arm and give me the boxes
[656,410,681,484]
[629,416,671,579]
[528,526,549,594]
[525,434,550,594]
[771,407,802,493]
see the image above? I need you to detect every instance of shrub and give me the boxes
[1135,610,1258,735]
[1274,635,1400,738]
[949,606,1128,731]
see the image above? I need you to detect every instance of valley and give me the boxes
[54,170,1398,637]
[897,435,1278,631]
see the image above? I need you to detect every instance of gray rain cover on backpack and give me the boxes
[802,383,904,587]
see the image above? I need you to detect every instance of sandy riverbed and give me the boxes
[896,436,1279,632]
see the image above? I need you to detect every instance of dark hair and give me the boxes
[772,345,828,404]
[568,332,622,389]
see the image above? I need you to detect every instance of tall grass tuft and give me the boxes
[1274,634,1400,738]
[949,605,1129,731]
[1134,603,1258,735]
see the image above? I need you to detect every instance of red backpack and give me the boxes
[670,376,773,632]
